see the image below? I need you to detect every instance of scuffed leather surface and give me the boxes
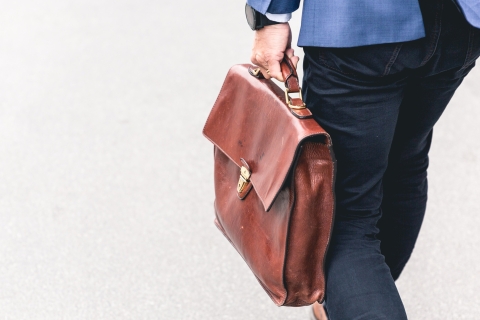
[211,141,335,306]
[203,64,331,212]
[213,146,290,305]
[203,64,335,307]
[283,142,335,306]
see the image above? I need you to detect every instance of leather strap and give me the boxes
[280,55,300,93]
[280,55,311,118]
[248,55,312,118]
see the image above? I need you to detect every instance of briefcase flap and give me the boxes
[203,64,332,211]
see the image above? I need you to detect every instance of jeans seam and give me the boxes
[382,44,403,77]
[420,2,443,66]
[318,45,404,79]
[318,51,358,77]
[461,28,476,70]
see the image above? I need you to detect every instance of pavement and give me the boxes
[0,0,479,319]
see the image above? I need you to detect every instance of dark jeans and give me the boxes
[302,0,480,319]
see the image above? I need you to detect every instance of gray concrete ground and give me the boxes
[0,0,479,319]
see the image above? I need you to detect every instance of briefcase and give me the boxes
[202,57,336,307]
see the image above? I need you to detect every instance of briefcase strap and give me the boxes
[248,55,311,119]
[280,56,300,93]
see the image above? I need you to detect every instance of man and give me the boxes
[246,0,480,319]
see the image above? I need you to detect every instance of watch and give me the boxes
[245,4,282,30]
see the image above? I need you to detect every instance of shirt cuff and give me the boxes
[265,12,292,23]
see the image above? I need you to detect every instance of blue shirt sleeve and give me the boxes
[247,0,300,14]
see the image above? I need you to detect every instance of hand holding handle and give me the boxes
[249,54,312,119]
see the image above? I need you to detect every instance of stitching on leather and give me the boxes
[382,44,403,77]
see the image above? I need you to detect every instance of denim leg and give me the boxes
[303,47,406,219]
[325,219,408,320]
[302,1,479,317]
[303,47,409,320]
[378,67,474,280]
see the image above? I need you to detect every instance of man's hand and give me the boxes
[251,23,299,82]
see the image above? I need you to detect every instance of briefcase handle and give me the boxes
[249,55,311,119]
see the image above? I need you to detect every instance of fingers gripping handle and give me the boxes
[248,55,299,90]
[248,55,312,119]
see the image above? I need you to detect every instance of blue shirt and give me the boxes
[247,0,480,48]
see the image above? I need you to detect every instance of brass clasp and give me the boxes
[285,88,306,110]
[237,166,251,193]
[251,68,261,76]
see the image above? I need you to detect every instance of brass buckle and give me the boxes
[285,88,306,110]
[251,68,261,76]
[237,166,251,193]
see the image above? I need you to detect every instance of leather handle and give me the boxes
[280,55,300,93]
[248,55,300,91]
[247,55,312,119]
[281,55,312,119]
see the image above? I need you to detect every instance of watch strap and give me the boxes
[257,13,281,29]
[246,4,282,30]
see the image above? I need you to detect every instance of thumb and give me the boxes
[285,48,300,69]
[289,55,300,70]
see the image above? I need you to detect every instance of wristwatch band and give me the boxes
[258,13,282,29]
[245,4,282,30]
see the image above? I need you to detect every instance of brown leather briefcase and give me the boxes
[202,57,336,307]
